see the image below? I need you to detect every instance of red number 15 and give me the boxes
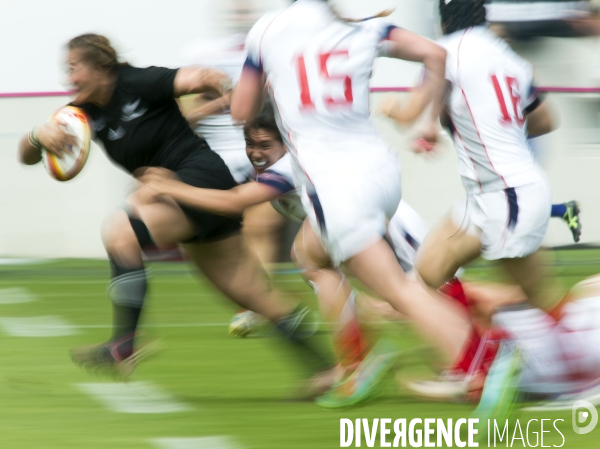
[296,51,354,109]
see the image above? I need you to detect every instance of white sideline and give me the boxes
[0,288,37,304]
[0,315,77,337]
[76,381,193,414]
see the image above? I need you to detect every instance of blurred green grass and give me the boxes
[0,251,597,448]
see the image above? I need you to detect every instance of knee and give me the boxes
[102,211,148,263]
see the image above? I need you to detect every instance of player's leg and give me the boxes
[344,239,471,364]
[243,202,287,270]
[500,251,563,312]
[292,220,367,376]
[493,182,563,313]
[182,233,290,322]
[551,201,581,243]
[183,232,334,384]
[414,211,481,289]
[71,197,198,375]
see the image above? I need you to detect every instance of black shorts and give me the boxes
[175,147,242,243]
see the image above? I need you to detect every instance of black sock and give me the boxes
[107,259,148,354]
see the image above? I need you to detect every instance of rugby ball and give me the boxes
[42,106,91,181]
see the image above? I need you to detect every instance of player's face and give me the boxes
[245,129,286,174]
[67,49,103,105]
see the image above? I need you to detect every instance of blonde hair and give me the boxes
[327,2,394,23]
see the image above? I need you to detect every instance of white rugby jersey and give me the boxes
[244,0,397,172]
[255,153,305,222]
[439,26,545,193]
[179,34,246,154]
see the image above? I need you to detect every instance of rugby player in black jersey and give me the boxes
[18,34,333,390]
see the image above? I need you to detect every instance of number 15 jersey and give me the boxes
[244,0,397,174]
[439,26,545,194]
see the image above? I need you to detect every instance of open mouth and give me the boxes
[252,160,267,168]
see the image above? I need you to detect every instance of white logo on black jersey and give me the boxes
[108,126,125,141]
[92,117,106,132]
[121,98,147,122]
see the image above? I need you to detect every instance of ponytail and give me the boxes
[327,3,394,23]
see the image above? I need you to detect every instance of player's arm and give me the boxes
[525,100,558,137]
[181,92,232,125]
[18,121,77,165]
[383,28,447,139]
[173,67,232,98]
[381,80,451,126]
[137,175,281,217]
[231,63,264,122]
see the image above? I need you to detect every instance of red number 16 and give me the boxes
[491,74,525,127]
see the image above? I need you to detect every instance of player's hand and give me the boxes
[134,180,168,205]
[198,68,232,96]
[34,121,77,158]
[411,123,439,155]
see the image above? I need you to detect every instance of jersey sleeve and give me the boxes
[524,85,543,114]
[244,12,278,74]
[125,66,179,104]
[256,169,295,194]
[520,60,543,114]
[380,24,398,42]
[363,18,398,43]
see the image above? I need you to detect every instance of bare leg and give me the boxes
[499,251,563,312]
[292,220,367,372]
[184,231,333,379]
[243,202,287,269]
[344,238,470,364]
[415,213,481,289]
[182,232,291,322]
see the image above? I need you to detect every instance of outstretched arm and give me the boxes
[136,170,281,217]
[382,29,447,140]
[173,67,232,98]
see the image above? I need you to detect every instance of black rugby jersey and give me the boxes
[76,65,205,173]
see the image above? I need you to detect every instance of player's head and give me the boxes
[244,102,285,174]
[66,34,123,105]
[439,0,486,35]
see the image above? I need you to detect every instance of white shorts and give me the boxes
[451,181,551,260]
[296,156,402,265]
[217,150,254,184]
[387,200,430,272]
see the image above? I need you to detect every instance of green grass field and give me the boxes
[0,250,598,448]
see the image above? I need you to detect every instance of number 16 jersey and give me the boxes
[439,26,545,194]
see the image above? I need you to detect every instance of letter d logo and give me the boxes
[572,400,598,435]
